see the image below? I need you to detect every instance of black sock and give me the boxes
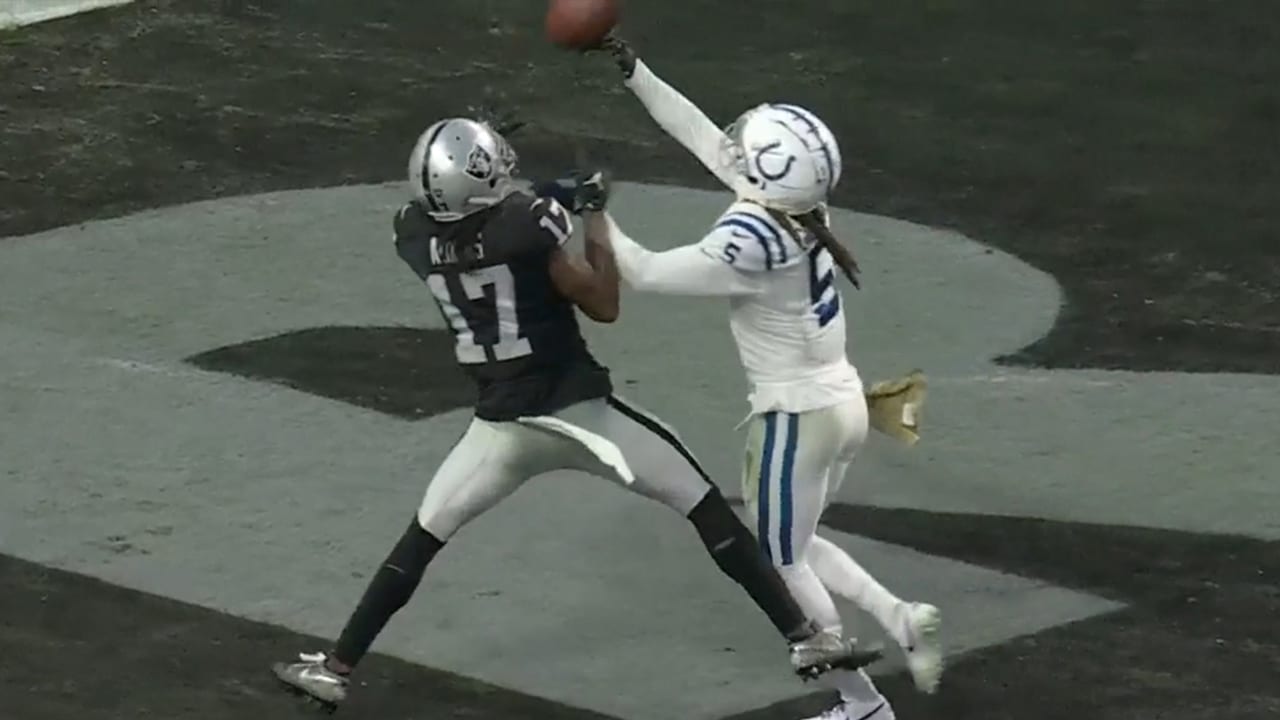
[330,519,445,670]
[687,489,813,642]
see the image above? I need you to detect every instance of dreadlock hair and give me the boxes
[764,206,862,289]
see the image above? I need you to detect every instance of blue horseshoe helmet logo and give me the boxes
[752,140,797,182]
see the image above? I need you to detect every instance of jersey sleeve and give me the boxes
[698,208,793,273]
[625,60,738,189]
[391,202,432,280]
[604,213,762,297]
[391,202,415,242]
[522,195,575,253]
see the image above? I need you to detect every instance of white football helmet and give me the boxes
[408,118,519,221]
[721,103,842,214]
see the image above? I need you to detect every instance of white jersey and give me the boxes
[697,201,862,415]
[605,58,863,416]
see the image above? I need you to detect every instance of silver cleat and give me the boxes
[272,651,349,710]
[790,629,884,680]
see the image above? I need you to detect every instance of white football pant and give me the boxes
[742,396,896,718]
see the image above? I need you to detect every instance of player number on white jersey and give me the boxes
[427,264,533,363]
[808,248,841,328]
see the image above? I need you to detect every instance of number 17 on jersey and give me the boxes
[427,263,533,364]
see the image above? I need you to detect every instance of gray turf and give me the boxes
[2,181,1274,719]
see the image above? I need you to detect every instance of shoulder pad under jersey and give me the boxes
[700,202,805,272]
[522,194,575,253]
[392,202,429,243]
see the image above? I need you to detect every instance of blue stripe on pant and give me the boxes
[757,412,800,565]
[758,413,777,561]
[779,413,799,565]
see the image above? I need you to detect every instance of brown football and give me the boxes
[545,0,620,50]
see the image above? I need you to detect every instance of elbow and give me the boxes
[570,284,620,323]
[623,269,663,294]
[581,291,620,323]
[585,302,620,324]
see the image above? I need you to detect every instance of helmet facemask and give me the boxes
[720,107,766,202]
[479,121,519,182]
[456,122,518,213]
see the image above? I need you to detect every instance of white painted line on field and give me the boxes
[0,0,133,30]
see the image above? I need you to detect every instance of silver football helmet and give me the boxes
[408,118,519,221]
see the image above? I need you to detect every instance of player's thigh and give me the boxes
[563,395,713,516]
[417,418,543,539]
[825,395,870,498]
[743,408,847,566]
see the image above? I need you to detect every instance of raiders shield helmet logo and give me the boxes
[464,144,494,181]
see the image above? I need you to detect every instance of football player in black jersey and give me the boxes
[272,118,880,708]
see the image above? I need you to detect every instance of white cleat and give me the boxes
[901,602,943,694]
[272,651,349,709]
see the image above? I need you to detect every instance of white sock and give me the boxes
[778,560,842,629]
[777,562,893,718]
[828,668,894,719]
[808,534,908,648]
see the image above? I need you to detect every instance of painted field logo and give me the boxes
[2,182,1275,720]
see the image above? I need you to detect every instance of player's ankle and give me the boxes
[786,618,822,643]
[324,655,353,676]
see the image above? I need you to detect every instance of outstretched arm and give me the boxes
[588,211,761,297]
[548,242,620,323]
[603,38,737,189]
[540,172,622,322]
[529,194,619,323]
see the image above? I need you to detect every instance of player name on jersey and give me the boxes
[429,235,486,266]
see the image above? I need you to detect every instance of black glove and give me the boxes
[573,170,609,211]
[596,34,636,79]
[532,170,610,214]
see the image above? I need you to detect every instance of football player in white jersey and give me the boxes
[585,38,944,720]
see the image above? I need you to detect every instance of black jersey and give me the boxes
[394,192,612,421]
